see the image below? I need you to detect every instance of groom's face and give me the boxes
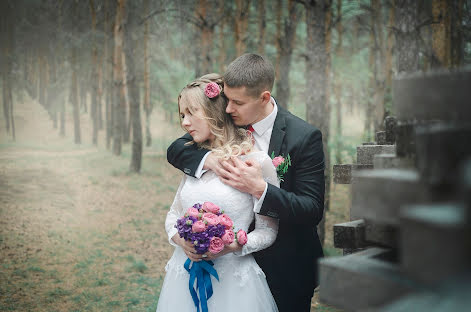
[224,84,264,127]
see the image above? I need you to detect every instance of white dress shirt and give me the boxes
[195,98,279,213]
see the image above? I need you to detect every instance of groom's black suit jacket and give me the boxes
[167,106,325,309]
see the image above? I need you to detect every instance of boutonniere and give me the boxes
[270,151,291,182]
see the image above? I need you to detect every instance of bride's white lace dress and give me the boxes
[156,151,279,312]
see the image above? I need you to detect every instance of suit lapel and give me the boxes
[268,106,287,157]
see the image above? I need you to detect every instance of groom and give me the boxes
[167,53,325,311]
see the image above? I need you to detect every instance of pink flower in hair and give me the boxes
[205,82,221,98]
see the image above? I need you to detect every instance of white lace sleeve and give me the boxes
[238,153,280,256]
[165,175,186,247]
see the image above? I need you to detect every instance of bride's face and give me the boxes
[179,101,214,143]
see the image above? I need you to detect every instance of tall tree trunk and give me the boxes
[365,24,375,141]
[432,0,451,68]
[234,0,250,56]
[1,2,13,136]
[274,0,282,82]
[90,0,99,145]
[112,0,126,155]
[124,14,142,173]
[104,0,112,149]
[372,0,386,133]
[450,0,464,67]
[71,47,81,144]
[274,0,301,109]
[257,0,266,55]
[394,0,420,74]
[218,1,226,72]
[334,0,343,164]
[198,0,213,75]
[385,0,395,91]
[144,0,152,147]
[305,0,331,246]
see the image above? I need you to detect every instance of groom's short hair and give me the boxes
[223,53,275,98]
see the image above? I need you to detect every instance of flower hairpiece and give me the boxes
[204,82,221,99]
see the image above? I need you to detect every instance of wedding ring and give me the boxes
[202,254,208,258]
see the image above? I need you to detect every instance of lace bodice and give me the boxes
[165,151,279,257]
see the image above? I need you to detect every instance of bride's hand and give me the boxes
[202,240,242,261]
[172,234,203,262]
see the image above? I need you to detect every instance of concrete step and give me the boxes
[393,69,471,123]
[364,220,399,249]
[351,169,429,225]
[333,164,373,184]
[373,154,414,170]
[334,219,366,249]
[415,123,471,188]
[357,145,396,165]
[379,276,471,312]
[319,248,419,311]
[399,203,471,285]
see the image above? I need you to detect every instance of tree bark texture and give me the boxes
[334,0,343,164]
[71,47,81,145]
[143,0,152,147]
[124,2,143,173]
[394,0,420,74]
[274,0,301,109]
[234,0,250,56]
[257,0,266,55]
[112,0,126,155]
[90,0,99,145]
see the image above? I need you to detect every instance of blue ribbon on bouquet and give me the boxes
[184,258,219,312]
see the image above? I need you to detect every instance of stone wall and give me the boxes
[319,69,471,311]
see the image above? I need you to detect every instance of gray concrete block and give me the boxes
[357,145,396,165]
[393,69,471,122]
[373,154,415,170]
[365,220,399,248]
[319,248,418,311]
[351,169,428,225]
[385,116,397,144]
[399,203,471,285]
[333,164,374,184]
[379,278,471,312]
[415,124,471,188]
[334,219,367,249]
[376,131,387,145]
[395,122,416,159]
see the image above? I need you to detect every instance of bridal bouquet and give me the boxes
[176,202,248,255]
[176,202,248,312]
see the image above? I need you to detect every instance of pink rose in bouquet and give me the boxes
[192,220,206,233]
[236,229,248,246]
[186,207,200,218]
[202,201,221,214]
[209,237,224,254]
[203,213,219,226]
[221,230,235,245]
[218,214,233,229]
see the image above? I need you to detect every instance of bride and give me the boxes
[156,74,279,312]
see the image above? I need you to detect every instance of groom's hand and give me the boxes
[219,156,266,199]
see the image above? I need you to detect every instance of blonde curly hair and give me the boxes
[178,73,253,159]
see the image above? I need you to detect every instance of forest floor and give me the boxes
[0,96,349,311]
